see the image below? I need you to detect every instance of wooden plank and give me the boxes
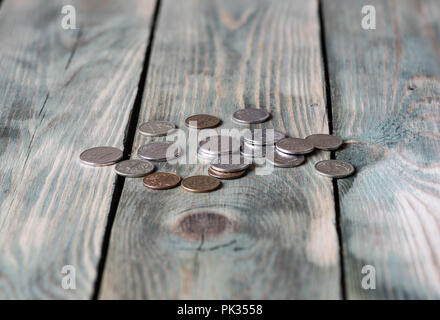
[100,0,341,299]
[0,0,155,299]
[323,0,440,299]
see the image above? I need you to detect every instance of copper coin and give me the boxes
[143,172,181,190]
[314,160,355,178]
[185,114,221,129]
[208,167,247,180]
[305,134,343,151]
[181,175,221,193]
[276,137,314,155]
[79,146,123,167]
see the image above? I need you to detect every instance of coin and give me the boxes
[275,138,314,155]
[198,135,241,156]
[266,149,305,168]
[185,114,221,129]
[305,134,343,151]
[138,142,181,161]
[197,147,217,159]
[210,154,250,172]
[143,172,181,189]
[314,160,355,178]
[181,175,221,193]
[79,146,123,167]
[232,108,271,124]
[243,128,285,145]
[114,159,154,177]
[138,120,175,137]
[240,142,268,158]
[208,167,247,180]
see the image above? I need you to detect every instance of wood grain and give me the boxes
[323,0,440,299]
[0,0,155,298]
[100,0,341,299]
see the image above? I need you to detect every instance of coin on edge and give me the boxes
[266,149,305,168]
[314,160,355,178]
[208,167,247,180]
[181,175,221,193]
[143,172,181,190]
[232,108,271,124]
[79,146,123,167]
[115,159,155,177]
[185,114,221,129]
[305,134,343,151]
[210,154,250,173]
[138,142,181,161]
[275,137,314,155]
[138,120,176,137]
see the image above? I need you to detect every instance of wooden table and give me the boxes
[1,0,439,299]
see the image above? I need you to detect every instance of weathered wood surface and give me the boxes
[100,0,341,299]
[323,0,440,299]
[0,0,155,298]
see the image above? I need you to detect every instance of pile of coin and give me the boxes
[208,154,250,180]
[79,109,355,193]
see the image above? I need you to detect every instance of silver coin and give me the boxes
[314,160,355,178]
[276,137,314,155]
[243,128,285,145]
[240,142,268,158]
[197,149,216,164]
[199,135,241,156]
[266,149,305,168]
[197,147,217,159]
[138,120,175,137]
[305,134,343,151]
[79,146,123,167]
[210,154,250,173]
[232,108,271,124]
[138,142,181,161]
[197,147,216,157]
[114,159,155,177]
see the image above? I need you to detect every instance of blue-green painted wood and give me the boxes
[0,0,155,298]
[323,0,440,299]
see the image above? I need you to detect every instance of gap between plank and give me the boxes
[318,0,347,300]
[91,0,162,300]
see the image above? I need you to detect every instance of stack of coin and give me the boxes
[243,128,286,146]
[208,154,250,179]
[197,135,241,160]
[241,128,285,160]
